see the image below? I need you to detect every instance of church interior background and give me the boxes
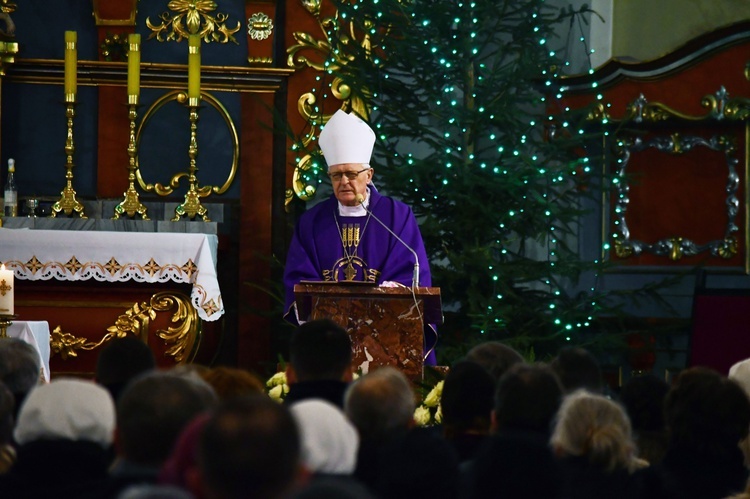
[3,0,750,384]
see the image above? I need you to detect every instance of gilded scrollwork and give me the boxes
[285,5,378,206]
[146,0,241,44]
[50,291,200,364]
[601,88,750,125]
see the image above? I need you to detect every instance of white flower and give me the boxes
[266,371,287,387]
[423,380,443,408]
[413,406,431,426]
[268,384,286,401]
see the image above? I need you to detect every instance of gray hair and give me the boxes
[0,338,41,394]
[550,390,635,472]
[344,366,415,440]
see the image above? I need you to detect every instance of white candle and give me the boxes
[0,264,12,315]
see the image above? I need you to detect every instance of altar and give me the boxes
[0,228,223,321]
[0,227,224,377]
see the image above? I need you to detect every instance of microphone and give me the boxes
[355,193,420,289]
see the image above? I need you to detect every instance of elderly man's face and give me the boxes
[328,163,374,206]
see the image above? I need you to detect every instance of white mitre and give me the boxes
[319,109,376,167]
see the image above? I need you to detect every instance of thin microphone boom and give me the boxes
[356,193,420,289]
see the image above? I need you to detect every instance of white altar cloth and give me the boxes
[8,320,51,382]
[0,229,223,321]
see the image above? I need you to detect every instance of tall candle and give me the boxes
[0,264,13,315]
[64,31,77,101]
[188,34,200,101]
[127,33,141,100]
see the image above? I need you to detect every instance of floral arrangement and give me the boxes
[413,379,443,426]
[266,371,289,401]
[264,365,444,428]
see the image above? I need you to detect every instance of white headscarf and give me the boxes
[14,378,115,447]
[289,398,360,474]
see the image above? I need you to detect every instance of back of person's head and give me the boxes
[14,378,115,448]
[550,346,603,394]
[117,484,194,499]
[0,338,41,405]
[665,367,750,458]
[159,413,211,494]
[116,371,216,467]
[0,381,13,446]
[729,358,750,398]
[200,366,265,400]
[95,335,156,402]
[290,399,359,475]
[197,394,301,499]
[551,390,635,472]
[289,319,352,382]
[377,428,461,499]
[619,373,669,433]
[344,366,415,440]
[464,341,525,382]
[441,360,494,436]
[494,363,563,436]
[292,477,377,499]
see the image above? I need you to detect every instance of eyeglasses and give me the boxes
[328,168,370,182]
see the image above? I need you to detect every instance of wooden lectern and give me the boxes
[294,283,442,381]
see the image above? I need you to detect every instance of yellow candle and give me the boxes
[127,33,141,99]
[188,34,200,101]
[0,264,13,315]
[64,31,77,100]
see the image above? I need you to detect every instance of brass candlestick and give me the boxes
[0,314,16,339]
[114,96,149,220]
[173,97,210,221]
[51,98,87,218]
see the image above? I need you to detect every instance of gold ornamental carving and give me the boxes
[50,291,201,364]
[134,90,239,214]
[285,4,377,206]
[146,0,241,43]
[247,12,273,41]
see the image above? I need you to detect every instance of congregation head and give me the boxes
[493,362,564,436]
[289,318,352,382]
[550,346,604,394]
[664,367,750,456]
[550,389,635,472]
[441,359,495,436]
[344,366,415,440]
[95,335,156,402]
[464,341,525,383]
[197,393,302,499]
[0,338,42,408]
[115,370,217,467]
[14,378,115,448]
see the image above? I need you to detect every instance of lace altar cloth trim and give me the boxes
[0,229,223,321]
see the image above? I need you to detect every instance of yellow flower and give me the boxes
[423,380,443,408]
[435,404,443,424]
[413,406,431,426]
[266,371,287,387]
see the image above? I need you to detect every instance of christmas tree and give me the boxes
[287,0,657,361]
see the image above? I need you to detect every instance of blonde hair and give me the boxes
[551,390,636,472]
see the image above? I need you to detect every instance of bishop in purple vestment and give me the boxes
[283,110,437,364]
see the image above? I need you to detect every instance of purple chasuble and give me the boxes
[283,188,436,363]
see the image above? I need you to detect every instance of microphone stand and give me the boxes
[356,194,420,289]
